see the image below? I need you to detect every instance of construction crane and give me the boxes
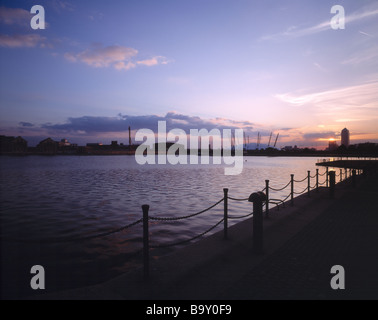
[256,132,261,150]
[268,132,273,147]
[128,126,132,146]
[273,133,280,148]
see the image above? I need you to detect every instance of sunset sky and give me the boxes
[0,0,377,148]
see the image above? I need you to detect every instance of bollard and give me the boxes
[290,174,294,207]
[142,204,150,280]
[340,169,343,182]
[316,169,319,193]
[329,171,336,199]
[345,168,347,179]
[352,169,356,188]
[249,191,266,255]
[307,171,311,197]
[265,180,270,219]
[223,188,228,240]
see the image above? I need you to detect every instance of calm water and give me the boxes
[0,155,326,297]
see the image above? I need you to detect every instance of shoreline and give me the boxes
[1,153,377,158]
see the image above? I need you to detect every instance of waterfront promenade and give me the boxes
[33,171,378,300]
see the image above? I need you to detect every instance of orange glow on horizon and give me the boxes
[317,138,337,142]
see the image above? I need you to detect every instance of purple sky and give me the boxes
[1,0,378,148]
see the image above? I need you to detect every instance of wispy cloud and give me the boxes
[0,34,46,48]
[275,81,378,107]
[313,62,328,72]
[261,3,378,41]
[49,0,75,13]
[260,21,328,41]
[64,44,138,68]
[0,6,30,26]
[359,30,374,37]
[113,61,136,71]
[341,45,378,65]
[0,6,51,48]
[276,80,378,133]
[335,118,365,123]
[137,56,169,67]
[65,44,169,71]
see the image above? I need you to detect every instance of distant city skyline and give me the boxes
[1,0,378,149]
[1,126,366,153]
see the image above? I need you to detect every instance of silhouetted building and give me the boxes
[341,128,350,148]
[328,140,338,151]
[57,138,78,154]
[59,139,71,147]
[282,145,301,152]
[37,138,58,154]
[86,143,103,148]
[0,135,28,154]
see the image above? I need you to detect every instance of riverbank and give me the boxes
[30,171,378,300]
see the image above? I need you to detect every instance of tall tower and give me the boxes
[341,128,350,148]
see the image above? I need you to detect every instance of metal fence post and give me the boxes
[316,169,319,192]
[345,168,347,179]
[223,188,228,240]
[340,169,343,182]
[265,180,270,218]
[249,192,266,255]
[307,170,311,197]
[329,171,336,199]
[142,204,150,280]
[326,167,329,188]
[290,174,294,207]
[352,169,356,188]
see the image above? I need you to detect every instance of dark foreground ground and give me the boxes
[26,171,378,300]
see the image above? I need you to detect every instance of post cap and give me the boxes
[248,191,267,203]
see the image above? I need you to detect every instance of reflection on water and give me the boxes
[0,155,324,297]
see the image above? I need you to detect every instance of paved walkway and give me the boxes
[220,174,378,300]
[33,173,378,300]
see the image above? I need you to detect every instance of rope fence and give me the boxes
[268,180,291,192]
[293,186,308,195]
[149,198,224,221]
[294,176,308,183]
[0,218,143,244]
[228,212,254,220]
[150,218,225,249]
[1,165,364,280]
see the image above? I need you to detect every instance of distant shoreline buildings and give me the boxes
[0,136,138,156]
[0,127,377,156]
